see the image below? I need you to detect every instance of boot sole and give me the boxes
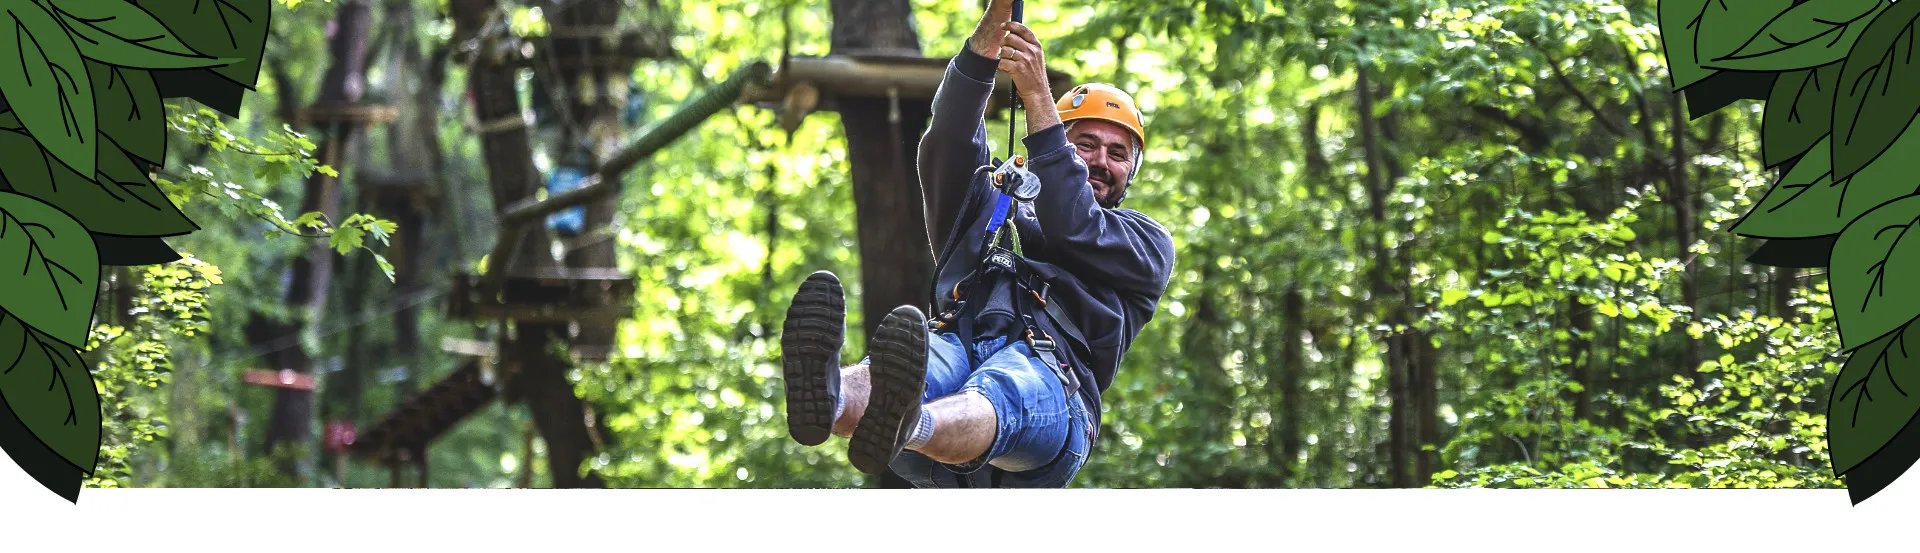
[849,306,929,476]
[782,271,845,447]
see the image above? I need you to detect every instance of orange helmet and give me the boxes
[1055,83,1146,149]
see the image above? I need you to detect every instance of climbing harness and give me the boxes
[924,1,1088,424]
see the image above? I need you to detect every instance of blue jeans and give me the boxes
[870,332,1091,488]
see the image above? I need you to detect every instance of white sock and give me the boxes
[832,392,845,423]
[903,408,936,450]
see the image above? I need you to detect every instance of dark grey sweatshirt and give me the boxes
[918,43,1176,435]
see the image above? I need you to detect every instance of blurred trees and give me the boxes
[90,0,1837,489]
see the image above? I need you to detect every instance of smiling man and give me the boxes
[778,0,1174,487]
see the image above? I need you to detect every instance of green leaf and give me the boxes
[1441,289,1468,307]
[0,0,98,177]
[372,252,395,282]
[1734,124,1920,239]
[87,61,164,164]
[1659,0,1720,90]
[0,311,102,474]
[137,0,271,88]
[0,114,197,237]
[1828,323,1920,476]
[1833,0,1920,183]
[1831,195,1920,351]
[0,191,101,348]
[46,0,234,69]
[1703,0,1887,72]
[1763,63,1841,167]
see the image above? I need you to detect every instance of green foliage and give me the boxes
[0,0,99,177]
[0,113,199,237]
[1677,0,1920,502]
[88,62,168,164]
[0,310,101,473]
[137,0,273,87]
[47,0,1900,495]
[1439,284,1843,489]
[1762,63,1838,168]
[84,257,220,488]
[1703,0,1883,73]
[1830,194,1920,351]
[1829,320,1920,476]
[0,190,100,347]
[1831,1,1920,182]
[152,107,392,280]
[1731,132,1920,241]
[45,0,237,69]
[0,0,399,500]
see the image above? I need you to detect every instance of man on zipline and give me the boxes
[779,0,1174,487]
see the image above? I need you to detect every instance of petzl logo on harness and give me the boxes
[987,248,1017,270]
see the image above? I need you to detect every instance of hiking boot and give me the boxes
[848,305,929,476]
[782,270,846,447]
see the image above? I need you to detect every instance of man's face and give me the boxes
[1069,119,1136,208]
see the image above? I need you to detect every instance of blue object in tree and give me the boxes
[623,79,648,126]
[545,165,589,237]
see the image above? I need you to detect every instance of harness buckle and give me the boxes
[1024,329,1055,352]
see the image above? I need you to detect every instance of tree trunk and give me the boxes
[1774,267,1795,322]
[449,0,602,488]
[1275,286,1305,484]
[830,0,934,490]
[1356,65,1414,488]
[249,0,375,473]
[536,0,646,480]
[1668,92,1701,381]
[829,0,935,339]
[381,0,445,390]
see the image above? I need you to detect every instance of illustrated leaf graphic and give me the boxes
[1660,0,1720,90]
[87,61,165,164]
[136,0,271,89]
[1763,63,1841,168]
[46,0,234,69]
[0,0,97,178]
[1734,123,1920,239]
[1832,195,1920,351]
[1690,0,1795,74]
[0,310,100,476]
[1833,0,1920,183]
[0,191,101,349]
[1828,321,1920,477]
[1704,0,1888,72]
[0,382,84,502]
[0,114,197,237]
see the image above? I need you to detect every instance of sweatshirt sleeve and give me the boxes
[1022,123,1176,296]
[918,43,1000,255]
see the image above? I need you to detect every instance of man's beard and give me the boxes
[1089,166,1115,204]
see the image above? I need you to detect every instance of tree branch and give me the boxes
[1469,105,1552,151]
[1519,34,1629,138]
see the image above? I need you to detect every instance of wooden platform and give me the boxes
[445,268,636,323]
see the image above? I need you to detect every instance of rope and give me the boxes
[204,286,451,372]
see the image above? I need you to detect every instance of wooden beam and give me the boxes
[297,102,400,126]
[242,369,317,391]
[441,337,497,358]
[741,54,1074,118]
